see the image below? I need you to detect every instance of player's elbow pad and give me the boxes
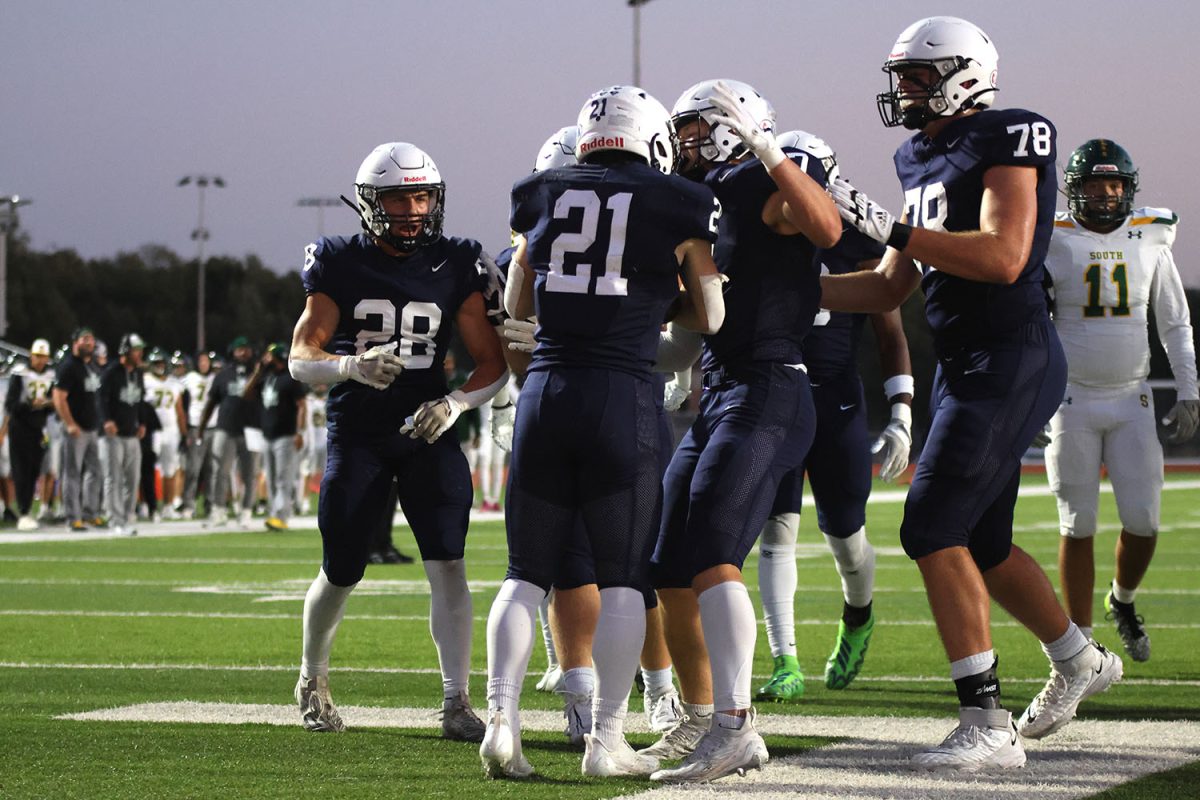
[289,356,345,385]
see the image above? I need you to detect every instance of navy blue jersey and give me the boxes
[301,233,489,434]
[894,108,1058,348]
[805,228,886,383]
[510,161,717,376]
[700,151,829,372]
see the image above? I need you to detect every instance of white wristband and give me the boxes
[883,374,915,402]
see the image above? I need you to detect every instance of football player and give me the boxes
[645,80,841,783]
[197,337,257,527]
[143,348,188,519]
[179,351,215,519]
[287,142,507,742]
[1042,139,1198,662]
[754,132,914,703]
[480,86,724,780]
[820,16,1122,769]
[2,339,56,529]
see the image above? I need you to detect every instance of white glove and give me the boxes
[872,403,912,483]
[663,370,691,412]
[1031,423,1052,449]
[1163,399,1200,443]
[400,392,465,444]
[502,317,537,353]
[828,176,898,246]
[708,81,786,170]
[490,402,515,452]
[338,344,404,390]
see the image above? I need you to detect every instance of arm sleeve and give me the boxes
[1150,247,1199,400]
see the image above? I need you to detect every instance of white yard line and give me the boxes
[55,703,1200,800]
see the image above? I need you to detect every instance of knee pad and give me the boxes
[321,555,366,587]
[1059,506,1098,540]
[967,534,1013,573]
[760,512,799,547]
[1118,517,1157,538]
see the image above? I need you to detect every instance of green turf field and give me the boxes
[1,475,1197,799]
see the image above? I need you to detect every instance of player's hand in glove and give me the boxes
[1031,423,1052,449]
[502,317,537,353]
[1163,398,1200,443]
[708,81,787,170]
[490,401,515,452]
[663,369,691,412]
[872,403,912,483]
[829,176,904,248]
[339,344,404,390]
[401,392,466,444]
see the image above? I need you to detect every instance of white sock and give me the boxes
[591,587,644,747]
[423,558,473,698]
[641,666,674,699]
[824,528,875,608]
[1111,579,1137,604]
[683,701,713,721]
[949,650,995,681]
[301,568,356,679]
[1079,626,1093,642]
[698,580,757,712]
[1043,621,1091,664]
[562,666,595,698]
[759,513,799,658]
[485,578,545,733]
[537,593,558,668]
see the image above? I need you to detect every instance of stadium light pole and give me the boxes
[0,194,32,339]
[297,197,341,238]
[629,0,654,86]
[178,174,224,353]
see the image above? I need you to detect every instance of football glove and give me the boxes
[663,370,691,412]
[872,403,912,483]
[477,252,507,327]
[400,393,465,444]
[1163,399,1200,443]
[339,344,404,390]
[490,402,515,452]
[829,176,897,246]
[1031,423,1052,449]
[502,317,537,353]
[708,81,787,170]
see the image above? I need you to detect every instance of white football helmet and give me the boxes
[533,125,580,173]
[671,79,776,179]
[775,130,839,183]
[575,85,676,174]
[351,142,445,251]
[877,16,999,129]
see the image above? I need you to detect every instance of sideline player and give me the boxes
[481,85,724,780]
[1042,139,1198,662]
[645,80,841,783]
[755,130,914,703]
[144,348,188,519]
[820,16,1122,770]
[287,141,507,742]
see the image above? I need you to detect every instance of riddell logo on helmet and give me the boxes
[579,136,625,154]
[403,177,426,183]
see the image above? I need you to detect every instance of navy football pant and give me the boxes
[653,363,816,588]
[319,430,472,586]
[901,320,1067,570]
[770,371,871,538]
[505,368,663,594]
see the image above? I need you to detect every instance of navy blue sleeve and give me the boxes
[667,178,719,246]
[977,110,1057,169]
[300,238,334,297]
[510,173,543,235]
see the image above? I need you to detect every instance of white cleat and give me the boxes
[582,734,660,777]
[912,707,1025,771]
[16,515,37,531]
[645,687,684,733]
[535,664,563,693]
[650,709,768,783]
[1018,641,1123,739]
[480,710,533,779]
[441,692,486,743]
[294,673,345,732]
[638,710,711,760]
[238,508,253,527]
[559,689,592,748]
[205,508,229,528]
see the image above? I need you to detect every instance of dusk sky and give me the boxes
[6,1,1199,292]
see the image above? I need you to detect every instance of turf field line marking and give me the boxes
[9,609,1200,634]
[54,704,1200,800]
[9,662,1200,687]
